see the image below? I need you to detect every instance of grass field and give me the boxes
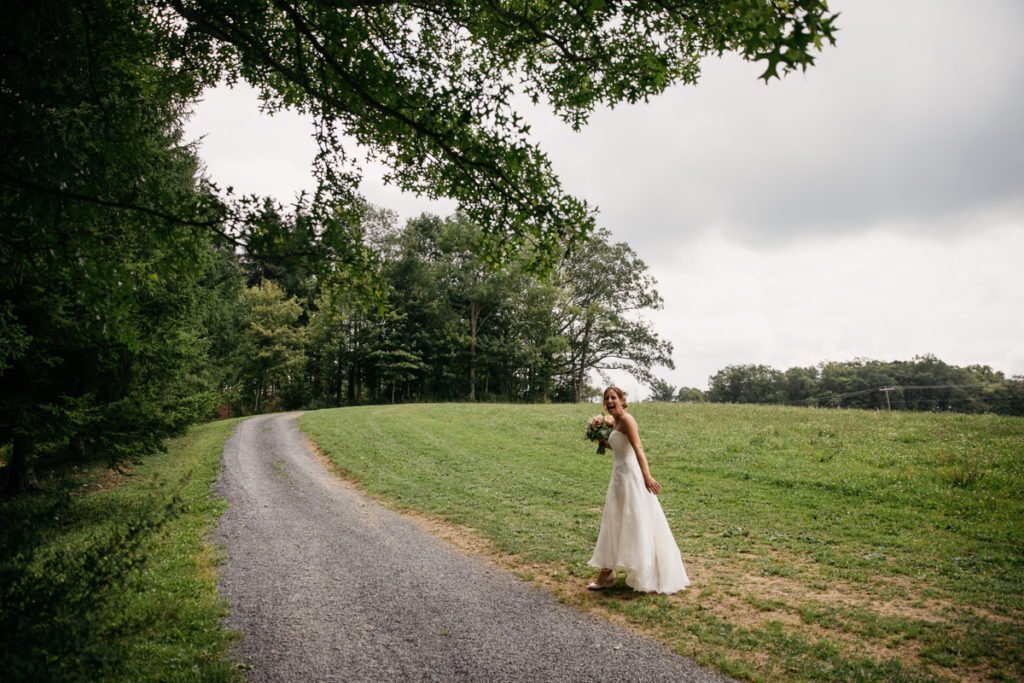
[299,403,1024,682]
[0,420,242,682]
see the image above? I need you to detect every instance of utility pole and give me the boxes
[880,386,895,412]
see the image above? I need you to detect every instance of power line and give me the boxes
[775,387,879,405]
[772,383,1005,407]
[883,383,990,391]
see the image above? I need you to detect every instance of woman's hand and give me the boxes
[644,476,661,495]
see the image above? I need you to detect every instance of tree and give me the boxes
[676,387,706,403]
[158,0,838,269]
[197,245,252,417]
[0,0,220,490]
[482,271,564,402]
[241,281,307,413]
[373,213,549,402]
[707,364,784,404]
[366,310,427,405]
[817,358,894,409]
[649,379,678,402]
[307,283,354,407]
[554,229,674,402]
[782,366,818,404]
[378,213,464,401]
[435,215,512,401]
[1003,376,1024,417]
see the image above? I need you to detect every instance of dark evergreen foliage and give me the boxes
[0,0,220,490]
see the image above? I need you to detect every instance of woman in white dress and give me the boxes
[587,386,690,594]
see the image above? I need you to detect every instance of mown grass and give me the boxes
[0,419,243,682]
[299,403,1024,682]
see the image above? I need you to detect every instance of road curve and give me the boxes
[214,413,732,682]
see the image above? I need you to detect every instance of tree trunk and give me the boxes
[469,301,479,401]
[3,434,38,494]
[334,361,344,405]
[353,364,363,404]
[254,376,264,414]
[574,315,595,403]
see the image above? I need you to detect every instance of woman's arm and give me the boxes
[622,414,661,495]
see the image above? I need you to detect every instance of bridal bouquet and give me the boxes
[585,414,615,454]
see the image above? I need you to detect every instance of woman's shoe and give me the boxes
[587,570,615,590]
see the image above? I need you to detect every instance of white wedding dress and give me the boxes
[588,430,690,594]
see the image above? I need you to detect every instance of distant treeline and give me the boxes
[649,356,1024,416]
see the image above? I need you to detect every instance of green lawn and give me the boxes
[1,419,242,682]
[299,403,1024,682]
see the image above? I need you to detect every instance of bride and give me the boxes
[587,386,690,594]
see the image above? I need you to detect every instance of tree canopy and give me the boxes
[298,215,673,407]
[159,0,838,268]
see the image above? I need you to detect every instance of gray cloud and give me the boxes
[527,0,1024,256]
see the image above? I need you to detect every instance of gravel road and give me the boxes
[214,413,732,682]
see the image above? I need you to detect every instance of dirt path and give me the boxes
[214,413,732,682]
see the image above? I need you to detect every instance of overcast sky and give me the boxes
[184,0,1024,396]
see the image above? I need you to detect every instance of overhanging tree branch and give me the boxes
[0,170,225,231]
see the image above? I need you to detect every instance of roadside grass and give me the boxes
[299,403,1024,682]
[0,419,243,682]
